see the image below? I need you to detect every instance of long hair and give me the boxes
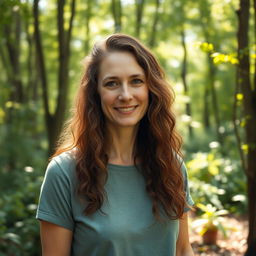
[54,33,186,220]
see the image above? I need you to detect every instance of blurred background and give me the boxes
[0,0,255,255]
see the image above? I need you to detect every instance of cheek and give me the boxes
[141,89,149,105]
[100,93,115,109]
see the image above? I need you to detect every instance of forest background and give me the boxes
[0,0,255,255]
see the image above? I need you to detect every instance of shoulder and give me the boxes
[51,151,76,170]
[173,153,189,180]
[37,152,76,231]
[46,151,76,181]
[173,153,186,172]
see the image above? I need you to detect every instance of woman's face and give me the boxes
[97,51,149,130]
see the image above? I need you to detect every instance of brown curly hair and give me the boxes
[54,33,186,220]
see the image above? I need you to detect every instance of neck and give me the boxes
[105,124,138,166]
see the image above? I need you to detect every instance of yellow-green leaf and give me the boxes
[236,93,243,100]
[200,42,214,53]
[241,144,249,154]
[240,119,246,127]
[0,108,5,124]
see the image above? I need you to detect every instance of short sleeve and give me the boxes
[36,159,74,231]
[181,162,194,212]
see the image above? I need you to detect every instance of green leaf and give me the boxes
[236,93,243,101]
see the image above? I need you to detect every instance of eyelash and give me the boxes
[132,78,143,84]
[105,81,119,87]
[104,78,144,87]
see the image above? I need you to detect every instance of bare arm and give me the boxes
[40,220,73,256]
[176,213,194,256]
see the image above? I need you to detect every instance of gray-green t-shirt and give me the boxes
[36,152,194,256]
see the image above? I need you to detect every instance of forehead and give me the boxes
[98,51,145,80]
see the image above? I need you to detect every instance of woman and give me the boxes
[36,34,194,256]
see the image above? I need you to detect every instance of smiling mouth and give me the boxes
[114,105,138,113]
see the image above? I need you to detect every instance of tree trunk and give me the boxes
[111,0,122,32]
[33,0,51,134]
[24,0,37,101]
[232,71,246,172]
[198,0,222,139]
[33,0,76,156]
[203,85,210,128]
[254,0,256,95]
[180,26,193,137]
[149,0,160,47]
[0,42,13,91]
[236,0,256,254]
[198,0,212,130]
[84,0,92,54]
[208,55,223,144]
[3,9,24,103]
[135,0,144,38]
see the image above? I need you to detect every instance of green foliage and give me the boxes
[192,203,229,237]
[0,0,252,253]
[185,140,247,215]
[0,168,43,255]
[0,102,46,255]
[0,102,46,170]
[211,52,238,65]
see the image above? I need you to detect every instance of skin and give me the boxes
[40,51,194,255]
[176,213,195,256]
[40,221,72,256]
[97,51,149,165]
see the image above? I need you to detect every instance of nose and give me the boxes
[118,84,132,101]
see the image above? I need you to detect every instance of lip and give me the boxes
[114,105,138,109]
[114,105,138,114]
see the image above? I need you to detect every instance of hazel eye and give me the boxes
[105,81,119,87]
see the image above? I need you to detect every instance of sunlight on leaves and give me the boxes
[236,93,244,100]
[181,114,192,123]
[209,141,220,149]
[241,144,249,154]
[232,194,246,202]
[0,108,5,124]
[5,101,21,109]
[190,121,201,128]
[201,42,214,52]
[251,53,256,59]
[211,52,238,64]
[24,166,34,173]
[240,119,246,127]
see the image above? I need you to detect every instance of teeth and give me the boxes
[117,106,136,112]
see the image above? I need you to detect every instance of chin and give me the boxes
[107,115,144,128]
[118,122,139,128]
[114,119,140,128]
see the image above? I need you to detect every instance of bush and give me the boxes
[0,166,44,255]
[186,148,247,215]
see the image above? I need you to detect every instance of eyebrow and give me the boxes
[102,74,145,82]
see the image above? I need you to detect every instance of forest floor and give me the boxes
[189,215,248,256]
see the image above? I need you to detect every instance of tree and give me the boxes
[149,0,160,47]
[0,2,24,103]
[236,0,256,254]
[33,0,76,155]
[111,0,122,32]
[180,25,193,138]
[84,0,92,54]
[198,0,222,143]
[134,0,145,38]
